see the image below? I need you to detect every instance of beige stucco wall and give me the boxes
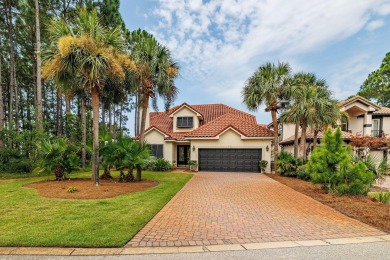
[189,129,273,172]
[144,129,174,162]
[382,117,390,136]
[348,116,364,135]
[172,107,200,132]
[281,123,297,141]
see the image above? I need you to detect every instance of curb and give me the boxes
[0,235,389,256]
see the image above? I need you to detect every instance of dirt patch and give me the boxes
[266,174,390,233]
[25,178,159,199]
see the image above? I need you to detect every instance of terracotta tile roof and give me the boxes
[147,103,269,141]
[185,113,274,138]
[339,95,381,109]
[373,107,390,115]
[280,129,354,145]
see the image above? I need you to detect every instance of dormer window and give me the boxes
[177,117,193,128]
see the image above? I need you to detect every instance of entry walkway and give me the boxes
[126,172,386,247]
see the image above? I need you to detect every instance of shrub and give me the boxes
[152,158,173,171]
[296,164,310,180]
[277,151,300,176]
[188,160,198,171]
[308,128,374,195]
[0,148,35,174]
[141,158,157,170]
[67,186,78,193]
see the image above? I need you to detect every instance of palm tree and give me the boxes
[129,29,179,144]
[42,8,131,186]
[242,62,292,170]
[284,73,331,159]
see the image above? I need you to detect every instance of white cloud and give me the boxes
[146,0,390,121]
[366,19,385,31]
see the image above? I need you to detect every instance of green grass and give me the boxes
[368,192,390,203]
[0,170,192,247]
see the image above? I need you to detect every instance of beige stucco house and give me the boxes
[143,103,274,172]
[278,96,390,162]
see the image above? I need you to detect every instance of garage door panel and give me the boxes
[199,148,261,173]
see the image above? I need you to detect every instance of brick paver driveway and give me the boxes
[126,172,386,247]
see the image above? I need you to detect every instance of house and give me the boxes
[143,103,274,172]
[278,96,390,161]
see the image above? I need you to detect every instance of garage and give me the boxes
[198,148,261,172]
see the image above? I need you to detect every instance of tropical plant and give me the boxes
[130,29,179,144]
[99,131,117,180]
[36,137,80,180]
[153,158,173,172]
[259,160,268,173]
[277,151,301,176]
[113,136,150,182]
[368,192,390,204]
[308,128,374,195]
[296,164,310,180]
[351,153,389,182]
[242,62,292,170]
[41,8,132,185]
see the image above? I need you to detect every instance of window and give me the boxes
[278,123,283,142]
[177,117,193,128]
[149,144,163,158]
[372,119,380,137]
[341,119,348,132]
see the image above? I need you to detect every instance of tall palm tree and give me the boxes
[129,29,179,144]
[42,8,131,186]
[285,73,330,159]
[242,62,292,170]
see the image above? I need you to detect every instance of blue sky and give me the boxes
[119,0,390,132]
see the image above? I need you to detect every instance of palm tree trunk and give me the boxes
[108,104,112,134]
[300,124,307,160]
[35,0,43,131]
[56,91,63,136]
[271,109,279,173]
[81,98,86,169]
[91,87,100,186]
[293,123,299,158]
[313,130,319,149]
[139,93,149,143]
[0,46,3,148]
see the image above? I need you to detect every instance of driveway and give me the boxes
[126,172,386,247]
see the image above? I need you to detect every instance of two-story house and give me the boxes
[143,103,274,172]
[278,96,390,161]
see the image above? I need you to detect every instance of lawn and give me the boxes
[0,171,192,247]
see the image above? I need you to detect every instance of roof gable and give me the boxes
[339,95,381,110]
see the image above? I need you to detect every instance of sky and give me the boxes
[119,0,390,133]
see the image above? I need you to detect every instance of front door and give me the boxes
[177,145,190,166]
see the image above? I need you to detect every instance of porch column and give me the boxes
[363,112,373,136]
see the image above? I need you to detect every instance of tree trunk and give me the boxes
[81,98,87,169]
[65,96,71,113]
[101,106,105,128]
[293,123,299,158]
[91,87,100,186]
[35,0,43,131]
[13,70,19,133]
[108,104,112,134]
[139,93,149,143]
[271,109,279,173]
[119,103,123,131]
[56,91,63,136]
[313,130,319,149]
[136,164,142,182]
[6,1,15,132]
[300,124,307,160]
[0,44,3,147]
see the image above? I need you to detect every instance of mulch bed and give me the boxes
[265,174,390,233]
[24,178,159,199]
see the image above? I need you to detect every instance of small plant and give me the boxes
[368,192,390,204]
[152,158,173,171]
[188,160,198,171]
[259,160,268,173]
[277,151,301,176]
[67,186,78,193]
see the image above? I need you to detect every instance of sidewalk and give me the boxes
[1,235,389,256]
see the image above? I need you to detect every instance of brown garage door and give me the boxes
[198,148,261,172]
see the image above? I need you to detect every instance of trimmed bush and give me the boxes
[152,158,173,171]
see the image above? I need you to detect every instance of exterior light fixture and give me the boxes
[192,145,195,151]
[266,145,269,152]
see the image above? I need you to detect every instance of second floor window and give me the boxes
[177,117,193,128]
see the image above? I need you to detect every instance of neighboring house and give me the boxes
[277,96,390,161]
[143,103,274,172]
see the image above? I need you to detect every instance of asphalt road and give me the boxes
[1,242,389,260]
